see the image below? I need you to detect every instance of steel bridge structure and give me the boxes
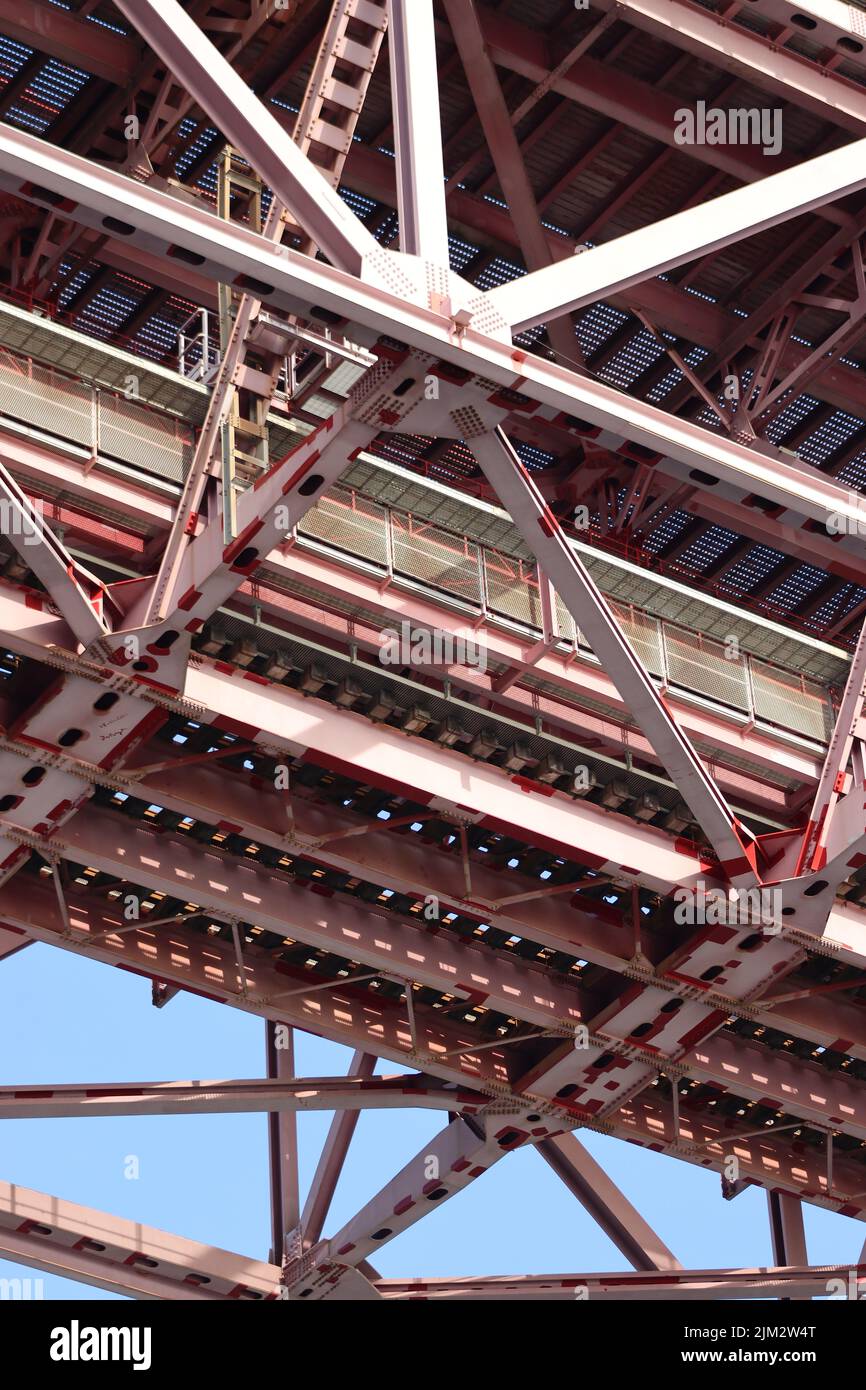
[1,0,866,1301]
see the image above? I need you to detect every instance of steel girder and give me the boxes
[0,423,825,810]
[3,0,866,1299]
[3,878,866,1216]
[3,126,866,534]
[0,709,861,1066]
[486,137,866,335]
[595,0,866,134]
[283,1107,580,1298]
[4,802,866,1142]
[470,429,760,884]
[0,1075,488,1121]
[0,1181,281,1301]
[7,1182,853,1303]
[0,563,862,962]
[536,1133,681,1272]
[376,1265,863,1300]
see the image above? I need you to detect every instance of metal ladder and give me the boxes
[215,0,388,540]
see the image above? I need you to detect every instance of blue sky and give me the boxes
[1,942,862,1299]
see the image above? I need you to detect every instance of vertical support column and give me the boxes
[767,1190,809,1301]
[387,0,449,262]
[266,1022,300,1265]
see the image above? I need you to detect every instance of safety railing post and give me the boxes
[658,616,669,691]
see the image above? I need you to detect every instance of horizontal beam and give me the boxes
[0,1075,487,1120]
[13,802,866,1139]
[4,881,865,1213]
[377,1263,863,1300]
[1,124,863,533]
[0,559,860,974]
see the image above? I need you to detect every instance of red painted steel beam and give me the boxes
[1,879,863,1214]
[470,429,760,885]
[342,142,866,425]
[3,125,865,534]
[0,1074,486,1120]
[0,720,853,1064]
[377,1263,861,1299]
[0,1181,280,1300]
[0,426,822,806]
[537,1133,681,1271]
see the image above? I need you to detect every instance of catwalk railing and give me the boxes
[0,347,194,481]
[0,341,838,746]
[295,488,836,747]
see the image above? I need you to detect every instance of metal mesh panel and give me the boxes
[554,592,577,646]
[298,492,390,567]
[663,628,751,710]
[0,354,193,481]
[611,603,665,678]
[485,549,543,627]
[0,355,93,447]
[750,660,834,741]
[392,515,481,604]
[99,393,193,481]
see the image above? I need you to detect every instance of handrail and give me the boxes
[296,488,836,747]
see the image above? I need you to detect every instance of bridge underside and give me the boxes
[1,0,866,1302]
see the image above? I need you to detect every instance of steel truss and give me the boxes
[0,0,866,1304]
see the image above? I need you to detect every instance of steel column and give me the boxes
[266,1023,300,1265]
[387,0,450,261]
